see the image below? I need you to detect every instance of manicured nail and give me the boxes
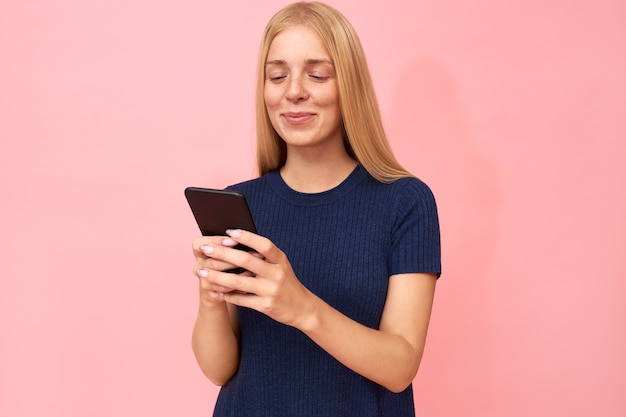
[196,269,208,278]
[222,237,236,246]
[225,229,241,238]
[200,245,214,255]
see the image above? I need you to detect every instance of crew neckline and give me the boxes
[267,165,367,206]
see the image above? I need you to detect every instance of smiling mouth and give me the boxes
[282,112,316,125]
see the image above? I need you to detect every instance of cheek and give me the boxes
[321,95,341,121]
[263,89,281,131]
[264,86,280,110]
[317,86,340,110]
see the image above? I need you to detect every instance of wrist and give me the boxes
[293,292,323,333]
[198,294,229,313]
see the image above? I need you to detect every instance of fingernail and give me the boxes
[196,269,208,278]
[222,237,236,246]
[225,229,241,238]
[200,245,214,255]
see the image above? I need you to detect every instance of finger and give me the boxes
[221,237,265,260]
[222,291,256,308]
[193,238,248,274]
[196,268,235,294]
[196,255,242,273]
[201,243,266,276]
[208,268,261,295]
[220,237,240,248]
[225,229,282,264]
[192,235,230,257]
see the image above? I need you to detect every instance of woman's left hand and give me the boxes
[199,229,315,328]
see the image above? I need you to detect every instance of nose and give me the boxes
[285,75,309,102]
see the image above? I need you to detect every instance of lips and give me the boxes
[281,112,316,125]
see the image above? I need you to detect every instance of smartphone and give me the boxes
[184,187,257,254]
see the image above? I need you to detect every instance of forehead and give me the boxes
[267,25,331,62]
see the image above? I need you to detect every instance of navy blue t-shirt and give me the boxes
[213,165,441,417]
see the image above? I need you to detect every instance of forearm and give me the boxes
[191,301,239,386]
[199,231,436,391]
[298,295,424,393]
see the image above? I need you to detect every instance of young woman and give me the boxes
[191,2,441,416]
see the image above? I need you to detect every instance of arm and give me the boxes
[190,237,241,386]
[202,230,437,393]
[301,272,436,392]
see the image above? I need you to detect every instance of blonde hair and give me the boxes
[255,1,412,183]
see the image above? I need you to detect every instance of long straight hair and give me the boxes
[255,2,412,183]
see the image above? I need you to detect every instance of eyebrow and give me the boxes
[265,59,334,67]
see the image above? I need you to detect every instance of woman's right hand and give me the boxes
[191,237,243,385]
[192,236,242,306]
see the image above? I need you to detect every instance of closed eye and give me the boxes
[268,75,287,83]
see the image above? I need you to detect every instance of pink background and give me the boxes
[1,0,625,416]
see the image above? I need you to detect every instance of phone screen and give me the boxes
[184,187,257,252]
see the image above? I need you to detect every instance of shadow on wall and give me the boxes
[386,59,500,414]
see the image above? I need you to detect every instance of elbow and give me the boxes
[208,376,230,387]
[384,355,422,393]
[203,367,237,387]
[387,383,411,394]
[194,359,237,386]
[385,374,416,394]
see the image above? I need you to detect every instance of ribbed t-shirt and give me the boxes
[213,165,441,417]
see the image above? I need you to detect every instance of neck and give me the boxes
[280,149,358,193]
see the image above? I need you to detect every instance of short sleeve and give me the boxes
[388,178,441,278]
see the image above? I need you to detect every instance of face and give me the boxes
[264,25,343,154]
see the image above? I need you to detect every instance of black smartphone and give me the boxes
[184,187,257,254]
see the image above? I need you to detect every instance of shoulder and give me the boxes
[391,177,438,217]
[389,176,436,201]
[226,173,271,194]
[225,173,278,210]
[379,176,440,233]
[360,172,437,210]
